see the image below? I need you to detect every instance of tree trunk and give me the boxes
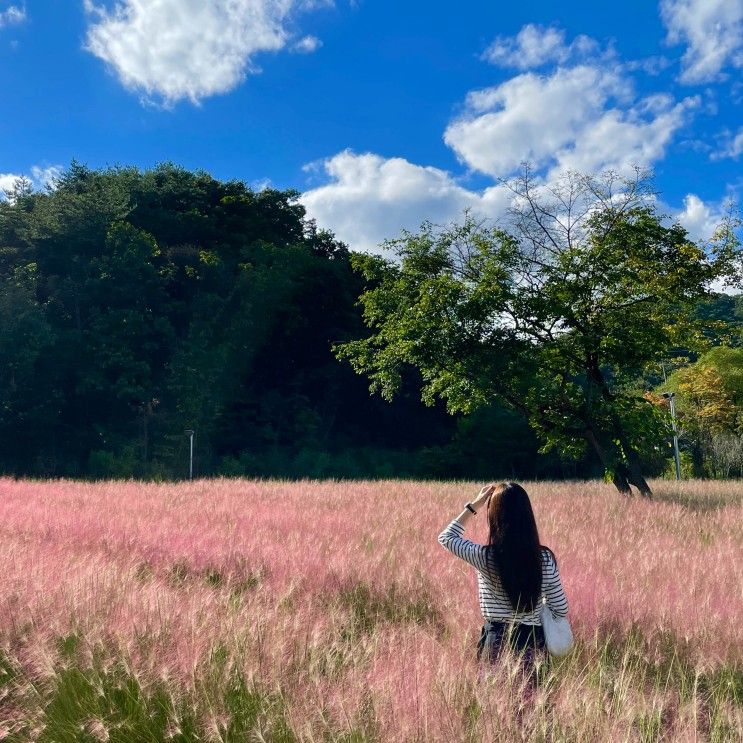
[611,468,632,496]
[613,426,653,499]
[624,449,653,498]
[142,403,150,467]
[585,428,633,496]
[585,358,654,498]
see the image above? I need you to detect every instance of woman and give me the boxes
[438,482,568,681]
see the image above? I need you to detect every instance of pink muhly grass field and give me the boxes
[0,477,741,741]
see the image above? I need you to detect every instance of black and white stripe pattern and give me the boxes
[438,519,568,626]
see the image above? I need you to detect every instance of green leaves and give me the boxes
[336,169,741,494]
[0,163,370,477]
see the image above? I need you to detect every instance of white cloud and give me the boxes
[444,66,624,175]
[482,24,599,70]
[300,150,510,253]
[250,177,273,191]
[0,164,62,200]
[623,55,673,75]
[292,34,321,53]
[443,64,697,178]
[660,0,743,83]
[300,22,711,255]
[30,165,63,190]
[553,96,698,176]
[675,193,727,241]
[0,4,26,28]
[672,193,742,294]
[711,127,743,159]
[300,149,735,267]
[84,0,326,105]
[0,173,23,193]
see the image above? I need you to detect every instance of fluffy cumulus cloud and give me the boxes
[0,4,26,28]
[84,0,326,104]
[444,65,698,178]
[300,151,510,253]
[660,0,743,83]
[675,193,727,241]
[482,24,598,69]
[302,22,709,254]
[553,95,699,175]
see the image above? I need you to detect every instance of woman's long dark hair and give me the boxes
[484,482,542,613]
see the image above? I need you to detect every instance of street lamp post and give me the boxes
[184,430,195,481]
[661,393,681,480]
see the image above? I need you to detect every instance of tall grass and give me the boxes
[0,478,740,741]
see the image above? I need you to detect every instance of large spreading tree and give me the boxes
[334,168,741,496]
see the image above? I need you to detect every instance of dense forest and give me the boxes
[0,164,740,480]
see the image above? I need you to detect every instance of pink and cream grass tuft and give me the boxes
[0,477,740,741]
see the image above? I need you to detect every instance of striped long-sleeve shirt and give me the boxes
[438,518,568,626]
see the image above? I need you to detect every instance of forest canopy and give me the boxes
[0,163,740,482]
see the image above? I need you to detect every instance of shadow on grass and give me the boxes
[160,559,269,601]
[650,483,743,512]
[335,578,448,639]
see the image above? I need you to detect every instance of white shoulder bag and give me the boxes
[540,598,573,656]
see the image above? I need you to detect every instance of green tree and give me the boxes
[694,292,743,346]
[0,162,462,479]
[0,263,55,472]
[335,168,741,496]
[657,347,743,476]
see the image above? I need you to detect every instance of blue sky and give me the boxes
[1,0,742,253]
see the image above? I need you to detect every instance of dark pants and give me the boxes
[476,620,546,684]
